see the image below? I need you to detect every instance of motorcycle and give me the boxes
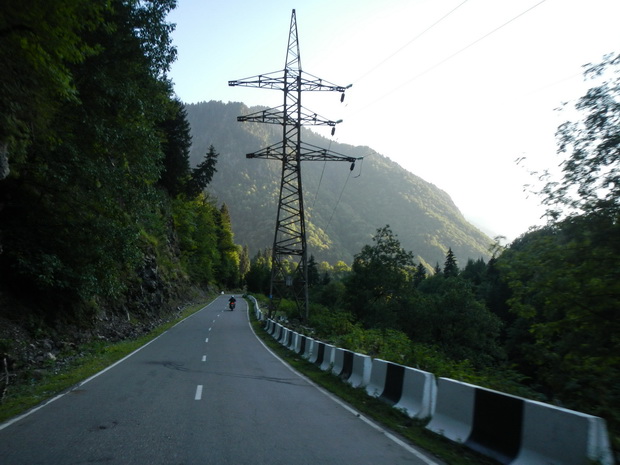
[228,300,236,311]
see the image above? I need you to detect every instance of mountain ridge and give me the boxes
[184,100,493,266]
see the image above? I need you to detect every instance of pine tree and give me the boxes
[413,262,427,286]
[188,144,218,197]
[443,248,458,277]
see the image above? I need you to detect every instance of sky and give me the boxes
[167,0,619,242]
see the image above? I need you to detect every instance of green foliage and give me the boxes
[0,1,242,320]
[345,226,415,326]
[171,195,220,285]
[216,203,240,288]
[497,215,620,435]
[188,144,219,197]
[443,247,459,277]
[245,249,271,295]
[0,0,106,161]
[543,52,620,219]
[407,277,505,367]
[158,98,192,197]
[0,0,179,309]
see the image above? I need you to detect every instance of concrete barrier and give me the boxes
[347,353,372,388]
[331,348,347,379]
[295,335,306,354]
[308,341,324,365]
[426,378,614,465]
[394,367,436,419]
[287,332,298,350]
[366,359,401,402]
[319,344,336,371]
[278,327,289,345]
[332,349,354,381]
[513,400,614,465]
[273,323,282,341]
[302,338,314,359]
[426,378,521,463]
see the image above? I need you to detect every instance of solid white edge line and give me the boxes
[244,303,442,465]
[0,299,220,431]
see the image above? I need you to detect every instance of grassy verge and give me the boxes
[246,298,500,465]
[0,301,210,423]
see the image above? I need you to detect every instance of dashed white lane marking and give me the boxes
[209,327,212,332]
[195,385,203,400]
[205,337,209,343]
[202,355,206,362]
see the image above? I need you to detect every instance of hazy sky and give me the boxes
[167,0,619,241]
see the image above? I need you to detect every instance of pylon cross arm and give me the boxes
[228,71,285,90]
[238,105,341,127]
[298,73,352,93]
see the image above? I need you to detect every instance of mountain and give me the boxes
[184,100,492,267]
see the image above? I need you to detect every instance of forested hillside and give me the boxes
[184,100,493,266]
[0,1,242,372]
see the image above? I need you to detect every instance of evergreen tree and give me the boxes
[216,203,240,288]
[158,98,192,197]
[434,262,442,275]
[413,263,427,286]
[307,255,320,287]
[443,248,458,277]
[238,245,251,284]
[188,144,218,197]
[245,249,271,294]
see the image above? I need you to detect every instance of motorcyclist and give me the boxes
[228,295,236,310]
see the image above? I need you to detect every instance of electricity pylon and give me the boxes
[229,9,360,320]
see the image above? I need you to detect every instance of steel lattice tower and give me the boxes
[229,9,359,320]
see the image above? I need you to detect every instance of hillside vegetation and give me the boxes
[184,100,493,266]
[0,0,242,393]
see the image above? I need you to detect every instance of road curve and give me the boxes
[0,295,442,465]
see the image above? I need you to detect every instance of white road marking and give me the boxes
[0,299,221,431]
[205,337,209,343]
[195,385,203,400]
[202,355,206,362]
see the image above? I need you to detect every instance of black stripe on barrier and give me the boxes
[285,331,292,347]
[339,351,354,380]
[298,336,306,355]
[465,389,524,465]
[380,363,405,405]
[314,343,325,366]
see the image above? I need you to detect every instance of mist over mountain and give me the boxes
[184,100,492,267]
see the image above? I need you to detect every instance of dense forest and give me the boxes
[0,0,618,458]
[0,2,242,345]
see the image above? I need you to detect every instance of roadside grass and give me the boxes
[247,303,500,465]
[0,301,210,424]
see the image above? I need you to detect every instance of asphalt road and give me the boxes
[0,295,442,465]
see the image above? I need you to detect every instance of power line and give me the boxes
[325,167,353,232]
[353,0,470,85]
[352,0,549,114]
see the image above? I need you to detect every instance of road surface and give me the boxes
[0,295,442,464]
